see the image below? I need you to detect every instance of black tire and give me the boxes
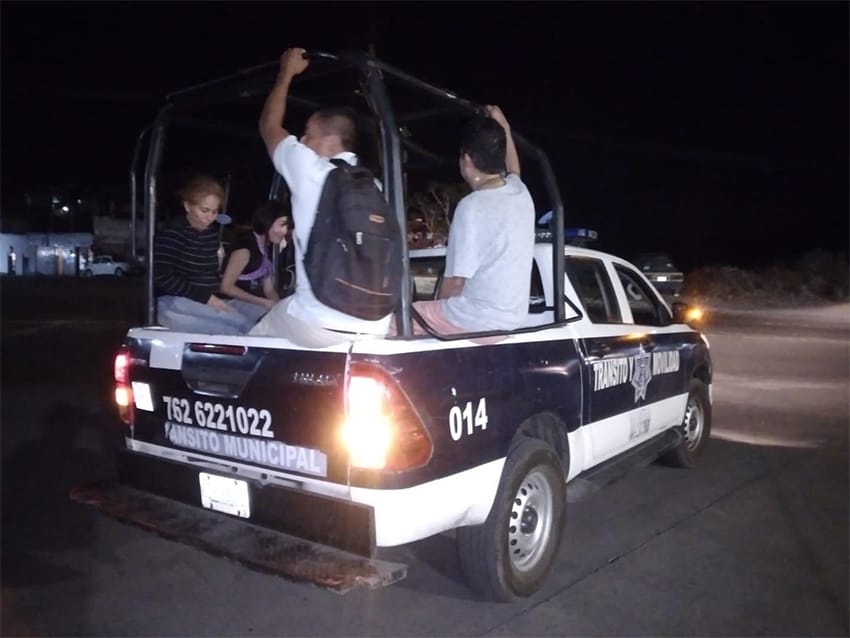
[456,438,566,602]
[114,267,125,276]
[662,378,711,468]
[83,269,93,277]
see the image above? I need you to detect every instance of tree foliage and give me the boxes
[406,181,468,247]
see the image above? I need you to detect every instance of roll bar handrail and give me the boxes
[139,49,566,331]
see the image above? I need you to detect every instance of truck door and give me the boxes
[610,263,690,434]
[566,256,672,463]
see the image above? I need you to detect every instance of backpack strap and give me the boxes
[297,159,347,256]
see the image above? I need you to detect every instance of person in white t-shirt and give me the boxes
[250,46,392,346]
[410,105,535,336]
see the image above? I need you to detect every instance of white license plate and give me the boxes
[199,472,250,518]
[656,275,669,282]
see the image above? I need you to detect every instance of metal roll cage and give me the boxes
[134,49,566,337]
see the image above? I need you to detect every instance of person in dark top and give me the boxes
[220,200,292,320]
[275,230,296,299]
[153,175,259,335]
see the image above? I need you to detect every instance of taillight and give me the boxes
[114,351,128,383]
[114,347,133,425]
[340,364,432,471]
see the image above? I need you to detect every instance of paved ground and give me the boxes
[1,277,847,636]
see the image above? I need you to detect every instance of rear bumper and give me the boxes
[113,449,377,557]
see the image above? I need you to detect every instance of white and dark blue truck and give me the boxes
[73,51,712,601]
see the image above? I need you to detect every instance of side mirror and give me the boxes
[672,301,705,327]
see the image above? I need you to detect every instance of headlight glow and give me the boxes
[685,306,704,323]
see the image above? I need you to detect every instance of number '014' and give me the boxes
[449,398,489,441]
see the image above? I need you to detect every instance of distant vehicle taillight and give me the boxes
[340,363,432,471]
[114,347,133,425]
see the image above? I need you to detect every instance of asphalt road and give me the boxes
[1,278,848,636]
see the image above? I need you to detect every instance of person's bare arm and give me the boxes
[259,47,310,158]
[486,105,520,177]
[261,275,280,303]
[438,276,466,299]
[220,248,275,309]
[207,294,235,312]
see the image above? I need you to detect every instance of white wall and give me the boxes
[0,233,94,275]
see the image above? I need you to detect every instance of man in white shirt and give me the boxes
[411,105,535,336]
[250,47,392,346]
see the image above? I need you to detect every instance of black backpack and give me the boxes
[303,159,402,320]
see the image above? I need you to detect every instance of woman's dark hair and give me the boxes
[252,199,291,236]
[460,117,507,175]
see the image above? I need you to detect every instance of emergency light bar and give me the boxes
[535,227,598,245]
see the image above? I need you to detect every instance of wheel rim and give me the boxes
[683,394,705,451]
[507,468,555,573]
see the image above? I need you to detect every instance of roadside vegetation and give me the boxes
[683,249,850,308]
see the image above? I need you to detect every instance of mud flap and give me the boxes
[70,481,408,594]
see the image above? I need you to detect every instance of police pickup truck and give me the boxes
[73,51,712,602]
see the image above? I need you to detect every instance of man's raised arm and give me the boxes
[259,47,309,158]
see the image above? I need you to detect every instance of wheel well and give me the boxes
[512,412,570,478]
[693,365,711,387]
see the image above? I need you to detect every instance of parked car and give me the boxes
[632,252,684,297]
[84,255,130,277]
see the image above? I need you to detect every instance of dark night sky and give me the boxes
[2,1,847,269]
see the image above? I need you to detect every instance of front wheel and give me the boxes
[114,267,125,276]
[662,378,711,467]
[456,438,565,602]
[83,269,93,277]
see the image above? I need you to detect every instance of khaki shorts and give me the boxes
[398,300,505,345]
[249,297,354,348]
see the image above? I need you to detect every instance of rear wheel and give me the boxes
[456,438,565,601]
[114,267,125,276]
[662,378,711,467]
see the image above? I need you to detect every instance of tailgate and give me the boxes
[125,332,350,485]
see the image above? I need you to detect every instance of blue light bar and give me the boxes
[565,228,598,241]
[535,227,599,244]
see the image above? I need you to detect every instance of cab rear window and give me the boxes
[565,257,621,323]
[614,265,673,326]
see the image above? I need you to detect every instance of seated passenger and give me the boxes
[154,175,259,335]
[275,220,297,299]
[220,200,291,322]
[410,105,535,336]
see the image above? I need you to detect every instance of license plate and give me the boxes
[199,472,250,518]
[656,275,669,282]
